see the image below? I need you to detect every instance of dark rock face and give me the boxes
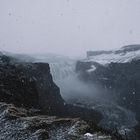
[62,104,102,123]
[76,60,140,121]
[25,62,65,113]
[0,102,122,140]
[0,54,102,123]
[0,55,64,114]
[0,54,126,139]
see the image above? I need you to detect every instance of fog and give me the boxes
[0,0,140,58]
[56,75,114,103]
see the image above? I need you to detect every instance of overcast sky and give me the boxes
[0,0,140,57]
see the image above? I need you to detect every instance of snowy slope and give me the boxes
[85,45,140,66]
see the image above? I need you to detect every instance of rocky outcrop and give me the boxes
[0,102,123,140]
[0,54,103,122]
[0,54,64,114]
[76,45,140,136]
[76,59,140,122]
[0,53,125,139]
[0,52,131,139]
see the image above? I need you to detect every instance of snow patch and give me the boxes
[85,49,140,65]
[84,133,93,137]
[87,65,96,73]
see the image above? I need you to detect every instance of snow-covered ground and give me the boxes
[0,102,114,140]
[85,45,140,66]
[86,65,97,73]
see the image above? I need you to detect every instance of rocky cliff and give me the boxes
[0,53,103,121]
[76,45,140,120]
[76,45,140,139]
[0,53,124,140]
[0,54,64,114]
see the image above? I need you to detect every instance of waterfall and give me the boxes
[33,53,76,83]
[50,61,75,82]
[33,53,138,138]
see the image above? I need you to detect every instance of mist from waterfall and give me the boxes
[5,52,138,134]
[47,56,138,135]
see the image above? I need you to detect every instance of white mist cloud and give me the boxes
[57,75,114,102]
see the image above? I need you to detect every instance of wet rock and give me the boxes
[0,54,103,123]
[33,129,49,140]
[0,54,64,114]
[4,105,28,119]
[0,102,123,140]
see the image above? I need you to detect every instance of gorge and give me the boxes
[0,45,140,139]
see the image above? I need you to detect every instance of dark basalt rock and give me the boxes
[61,104,102,123]
[76,59,140,121]
[0,54,64,114]
[0,102,123,140]
[0,54,126,140]
[0,54,102,124]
